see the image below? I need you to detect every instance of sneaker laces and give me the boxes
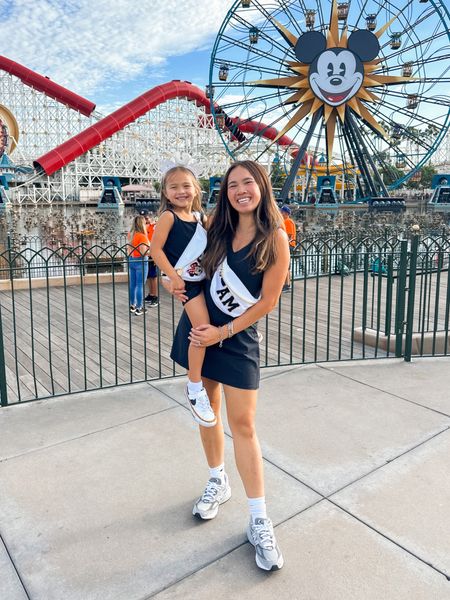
[252,519,275,549]
[194,390,214,417]
[200,478,221,504]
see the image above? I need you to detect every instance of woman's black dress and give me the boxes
[170,240,263,390]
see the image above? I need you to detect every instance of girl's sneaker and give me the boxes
[192,473,231,520]
[185,386,217,427]
[134,307,148,316]
[247,517,284,571]
[130,305,136,313]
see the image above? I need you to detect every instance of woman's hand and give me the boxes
[189,324,222,348]
[160,277,188,303]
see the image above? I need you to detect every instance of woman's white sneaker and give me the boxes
[185,386,217,427]
[192,474,231,520]
[247,517,284,571]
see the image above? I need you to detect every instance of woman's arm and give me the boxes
[190,229,290,346]
[150,211,185,291]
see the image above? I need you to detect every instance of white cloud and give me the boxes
[0,0,229,97]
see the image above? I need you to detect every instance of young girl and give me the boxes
[128,215,150,316]
[150,166,216,427]
[169,160,290,571]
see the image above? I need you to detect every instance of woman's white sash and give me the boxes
[210,257,261,316]
[173,221,207,282]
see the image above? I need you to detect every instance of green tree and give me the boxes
[270,160,286,191]
[380,165,404,186]
[419,164,437,188]
[198,177,211,193]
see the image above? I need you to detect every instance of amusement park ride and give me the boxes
[0,0,448,211]
[210,0,450,208]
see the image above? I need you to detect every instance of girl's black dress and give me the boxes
[163,209,203,302]
[170,240,263,390]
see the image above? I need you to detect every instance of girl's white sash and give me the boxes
[173,219,207,282]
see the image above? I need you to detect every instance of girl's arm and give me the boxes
[190,229,290,346]
[150,211,185,291]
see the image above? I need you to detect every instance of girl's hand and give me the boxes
[161,277,188,302]
[169,274,185,293]
[189,324,222,348]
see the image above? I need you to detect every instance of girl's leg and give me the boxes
[183,292,209,383]
[223,385,264,498]
[183,292,216,426]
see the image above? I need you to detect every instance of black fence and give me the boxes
[0,233,448,406]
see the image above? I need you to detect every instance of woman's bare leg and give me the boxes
[198,377,224,467]
[192,377,230,519]
[223,385,264,498]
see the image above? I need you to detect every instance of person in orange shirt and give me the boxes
[280,205,296,292]
[142,211,159,307]
[128,215,150,315]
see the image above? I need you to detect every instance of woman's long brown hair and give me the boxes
[202,160,282,278]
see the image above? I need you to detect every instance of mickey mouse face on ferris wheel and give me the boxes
[294,30,380,107]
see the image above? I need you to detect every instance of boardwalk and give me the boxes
[0,269,448,403]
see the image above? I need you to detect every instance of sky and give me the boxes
[0,0,231,114]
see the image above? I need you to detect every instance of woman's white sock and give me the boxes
[248,496,267,521]
[209,463,225,481]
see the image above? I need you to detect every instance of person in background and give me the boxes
[280,205,296,293]
[142,211,159,307]
[128,215,150,316]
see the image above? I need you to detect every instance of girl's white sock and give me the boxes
[187,379,203,394]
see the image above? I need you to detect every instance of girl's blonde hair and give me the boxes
[201,160,283,278]
[159,166,203,214]
[129,215,147,238]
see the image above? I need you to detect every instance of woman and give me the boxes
[170,160,290,571]
[128,215,150,316]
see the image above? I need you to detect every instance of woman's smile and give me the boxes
[227,166,262,212]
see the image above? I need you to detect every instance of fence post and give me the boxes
[404,235,419,362]
[394,240,408,358]
[384,254,394,336]
[0,303,8,406]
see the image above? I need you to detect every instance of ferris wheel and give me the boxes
[209,0,450,199]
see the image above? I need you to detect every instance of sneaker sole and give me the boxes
[185,389,217,428]
[246,528,284,571]
[192,487,232,520]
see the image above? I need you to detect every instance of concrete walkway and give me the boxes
[0,357,449,600]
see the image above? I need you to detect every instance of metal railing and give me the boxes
[0,233,448,406]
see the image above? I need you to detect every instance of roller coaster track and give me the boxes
[0,55,298,182]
